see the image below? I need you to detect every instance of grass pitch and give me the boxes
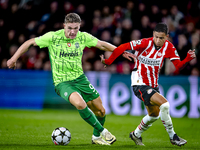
[0,109,199,150]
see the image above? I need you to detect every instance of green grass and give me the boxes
[0,109,199,150]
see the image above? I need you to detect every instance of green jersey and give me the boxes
[35,29,98,86]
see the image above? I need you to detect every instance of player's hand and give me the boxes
[186,49,196,62]
[7,59,17,69]
[99,54,107,68]
[122,51,136,62]
[188,49,196,58]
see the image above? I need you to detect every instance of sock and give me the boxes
[160,102,175,139]
[93,115,106,137]
[78,106,104,134]
[134,114,159,138]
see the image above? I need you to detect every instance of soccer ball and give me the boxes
[51,127,71,145]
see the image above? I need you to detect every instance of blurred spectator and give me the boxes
[121,19,132,43]
[131,29,141,40]
[149,4,162,24]
[26,46,37,69]
[112,35,122,46]
[167,5,184,29]
[139,15,152,38]
[176,34,192,75]
[43,61,51,71]
[123,1,135,20]
[63,1,74,15]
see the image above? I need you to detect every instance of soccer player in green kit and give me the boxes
[7,13,134,145]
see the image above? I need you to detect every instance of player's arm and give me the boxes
[171,49,196,70]
[7,38,37,69]
[95,40,135,62]
[100,43,132,65]
[95,40,116,52]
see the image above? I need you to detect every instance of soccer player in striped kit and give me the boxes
[100,23,196,146]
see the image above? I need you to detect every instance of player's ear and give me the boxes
[63,23,66,28]
[153,31,155,37]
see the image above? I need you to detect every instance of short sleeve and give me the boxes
[35,32,53,48]
[84,32,98,48]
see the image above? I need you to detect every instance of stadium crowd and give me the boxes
[0,0,200,76]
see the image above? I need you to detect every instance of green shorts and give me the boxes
[55,74,100,103]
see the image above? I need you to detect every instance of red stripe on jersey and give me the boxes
[154,66,159,86]
[148,66,154,87]
[139,63,148,86]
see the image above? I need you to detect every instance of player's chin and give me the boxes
[70,35,77,39]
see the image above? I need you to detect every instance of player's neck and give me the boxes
[154,43,161,50]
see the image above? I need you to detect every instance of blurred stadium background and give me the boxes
[0,0,200,118]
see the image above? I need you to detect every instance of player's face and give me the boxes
[63,23,80,39]
[153,31,168,47]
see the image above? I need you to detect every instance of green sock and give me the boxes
[78,106,104,134]
[93,116,106,137]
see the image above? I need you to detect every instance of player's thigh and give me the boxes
[87,96,105,117]
[145,105,160,117]
[69,92,87,110]
[55,82,86,110]
[150,92,168,107]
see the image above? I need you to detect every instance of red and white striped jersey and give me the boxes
[130,37,180,88]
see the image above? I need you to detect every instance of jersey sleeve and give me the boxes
[84,32,98,48]
[35,32,53,48]
[129,39,148,52]
[165,43,180,61]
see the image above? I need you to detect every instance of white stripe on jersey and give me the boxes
[139,41,153,86]
[137,41,152,85]
[159,42,168,69]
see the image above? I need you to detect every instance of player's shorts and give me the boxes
[132,85,160,106]
[55,74,100,103]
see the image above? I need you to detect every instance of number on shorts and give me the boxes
[89,84,96,92]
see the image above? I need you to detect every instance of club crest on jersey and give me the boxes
[75,42,79,48]
[147,89,153,94]
[158,52,162,57]
[67,43,71,47]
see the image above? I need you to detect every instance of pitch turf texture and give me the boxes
[0,109,199,150]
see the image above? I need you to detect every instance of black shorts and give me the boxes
[132,85,160,106]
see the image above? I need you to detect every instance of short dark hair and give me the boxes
[64,13,81,23]
[154,23,168,35]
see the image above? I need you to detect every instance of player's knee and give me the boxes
[159,102,170,112]
[149,115,160,122]
[100,108,105,117]
[74,100,87,110]
[96,108,105,117]
[148,112,160,117]
[146,115,159,125]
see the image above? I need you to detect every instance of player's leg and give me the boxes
[87,96,106,137]
[133,105,160,138]
[150,93,187,146]
[55,82,109,145]
[68,92,110,145]
[69,92,104,134]
[87,96,116,144]
[130,86,160,145]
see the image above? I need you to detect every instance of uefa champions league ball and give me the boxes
[51,127,71,145]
